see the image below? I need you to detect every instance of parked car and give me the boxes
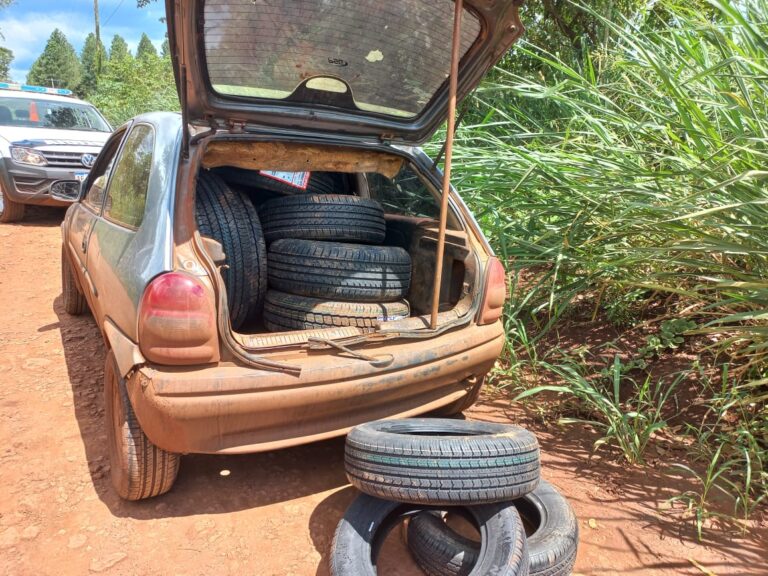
[0,83,111,223]
[59,0,523,500]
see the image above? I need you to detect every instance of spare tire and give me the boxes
[216,167,346,196]
[195,170,267,330]
[331,494,529,576]
[406,481,578,576]
[268,239,411,302]
[264,291,409,332]
[259,194,386,244]
[345,418,540,505]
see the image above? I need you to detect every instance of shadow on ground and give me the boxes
[53,294,349,522]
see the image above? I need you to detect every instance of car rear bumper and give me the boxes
[0,158,86,207]
[127,321,505,454]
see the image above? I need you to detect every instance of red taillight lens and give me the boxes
[477,257,507,326]
[138,272,219,365]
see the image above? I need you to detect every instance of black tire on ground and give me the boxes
[195,170,268,330]
[215,167,346,197]
[268,239,411,302]
[259,194,386,244]
[264,290,410,332]
[331,493,529,576]
[104,351,179,500]
[61,246,87,315]
[406,481,579,576]
[345,418,540,505]
[0,185,25,223]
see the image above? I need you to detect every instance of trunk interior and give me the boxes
[193,140,480,347]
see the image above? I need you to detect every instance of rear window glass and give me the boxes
[203,0,481,118]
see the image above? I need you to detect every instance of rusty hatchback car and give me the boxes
[60,0,523,500]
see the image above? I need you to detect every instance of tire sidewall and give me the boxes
[332,494,528,576]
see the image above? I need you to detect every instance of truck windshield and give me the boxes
[0,96,111,132]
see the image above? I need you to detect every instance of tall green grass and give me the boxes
[443,0,768,523]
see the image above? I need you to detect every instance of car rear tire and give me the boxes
[345,418,540,505]
[259,194,386,244]
[104,351,179,501]
[61,246,87,315]
[331,494,529,576]
[263,290,410,332]
[0,185,25,223]
[406,481,578,576]
[195,170,267,330]
[268,239,411,302]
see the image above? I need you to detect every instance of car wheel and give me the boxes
[196,170,268,330]
[345,418,540,505]
[406,481,579,576]
[104,351,179,500]
[263,290,410,332]
[331,494,529,576]
[268,239,411,302]
[259,194,386,244]
[430,377,485,417]
[0,184,25,223]
[61,246,87,315]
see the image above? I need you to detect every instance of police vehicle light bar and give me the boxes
[0,82,73,97]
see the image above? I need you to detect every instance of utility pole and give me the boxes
[94,0,102,74]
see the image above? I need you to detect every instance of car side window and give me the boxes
[366,165,442,221]
[103,125,154,229]
[84,158,114,211]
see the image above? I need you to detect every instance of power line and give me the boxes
[103,0,126,27]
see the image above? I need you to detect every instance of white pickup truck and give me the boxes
[0,83,111,223]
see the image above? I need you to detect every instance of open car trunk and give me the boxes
[192,139,483,353]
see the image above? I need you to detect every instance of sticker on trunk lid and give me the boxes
[259,171,310,190]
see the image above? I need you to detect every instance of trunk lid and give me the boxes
[166,0,523,144]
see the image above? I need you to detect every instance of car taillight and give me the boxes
[138,272,219,365]
[477,257,507,326]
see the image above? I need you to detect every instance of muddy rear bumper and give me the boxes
[127,322,505,454]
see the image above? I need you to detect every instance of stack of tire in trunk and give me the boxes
[258,194,413,332]
[331,419,579,576]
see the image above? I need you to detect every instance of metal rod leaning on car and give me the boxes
[430,0,463,330]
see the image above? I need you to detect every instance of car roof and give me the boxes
[0,88,94,107]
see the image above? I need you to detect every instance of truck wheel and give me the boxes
[264,290,410,332]
[331,493,529,576]
[104,351,179,500]
[0,185,25,223]
[406,481,578,576]
[61,246,87,315]
[268,239,411,302]
[259,194,386,244]
[196,170,267,330]
[345,418,540,505]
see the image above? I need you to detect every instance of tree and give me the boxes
[0,47,12,82]
[27,29,82,90]
[78,33,106,98]
[160,36,170,59]
[108,34,132,64]
[136,33,158,60]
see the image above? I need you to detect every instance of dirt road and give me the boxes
[1,209,765,575]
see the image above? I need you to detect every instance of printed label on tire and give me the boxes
[259,170,310,190]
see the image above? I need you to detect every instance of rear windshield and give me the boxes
[0,96,111,132]
[203,0,481,118]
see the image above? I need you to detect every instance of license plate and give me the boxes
[74,171,89,183]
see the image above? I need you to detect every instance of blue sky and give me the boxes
[0,0,168,83]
